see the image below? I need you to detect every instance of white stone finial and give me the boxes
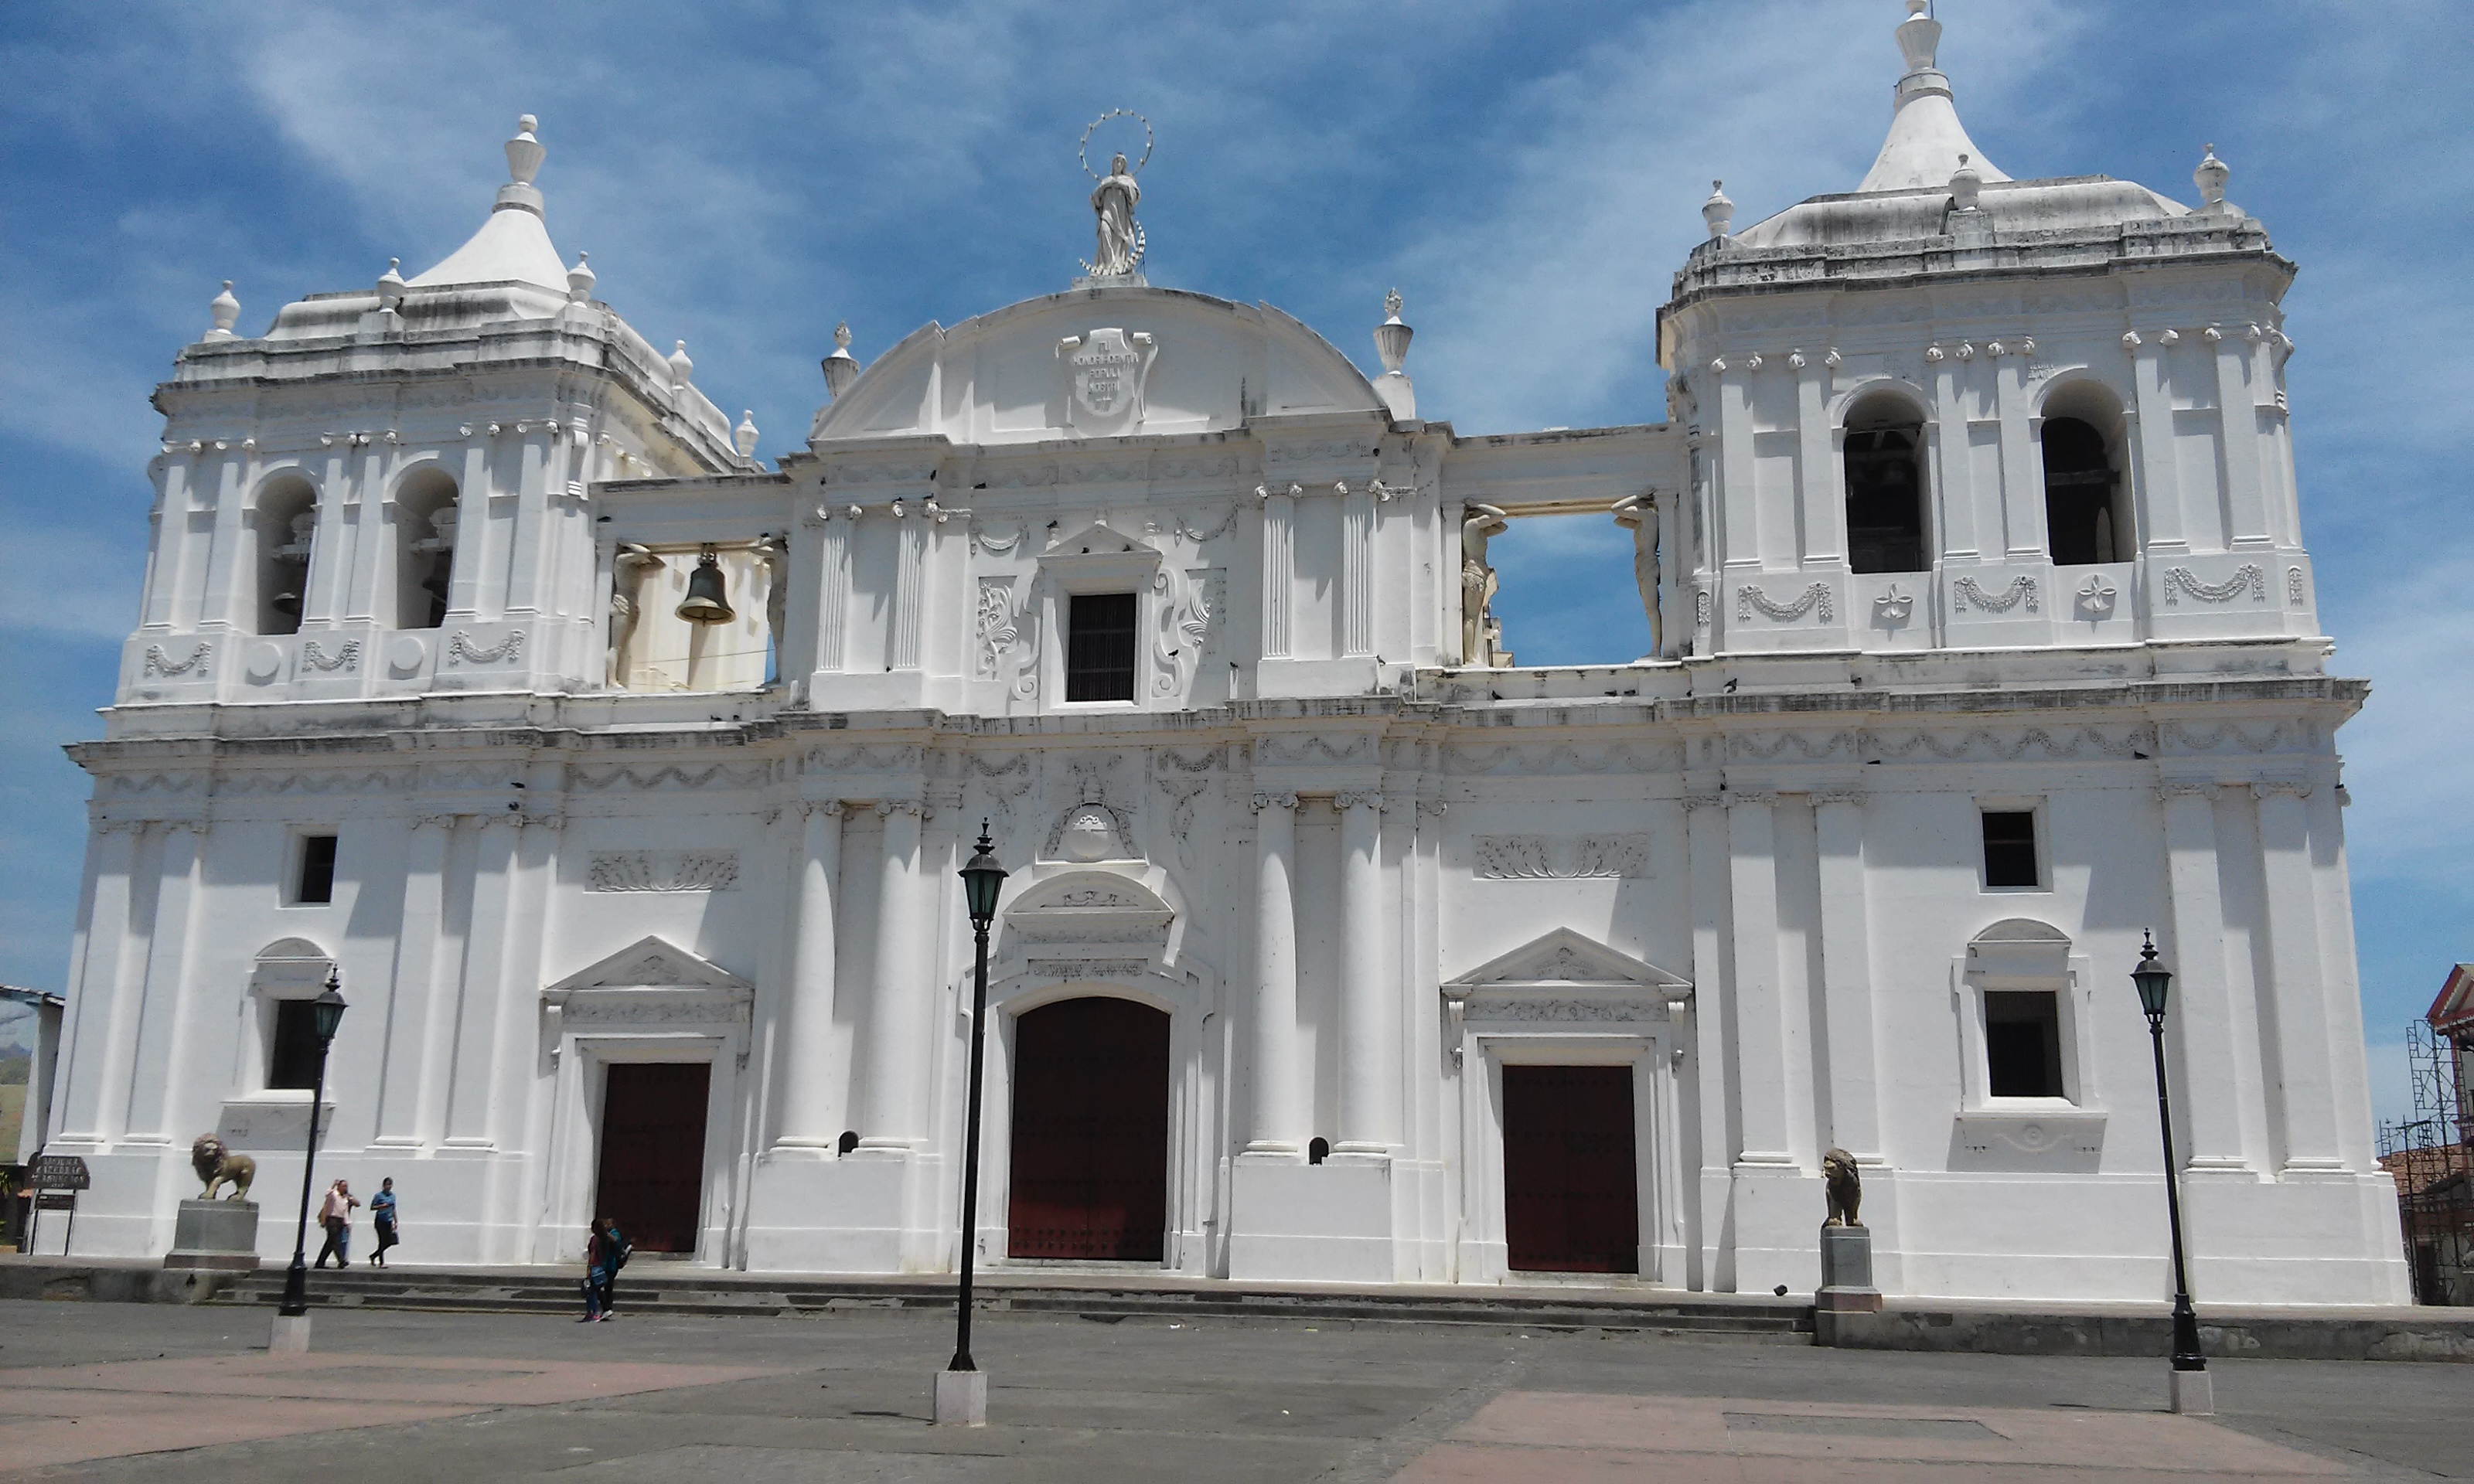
[206,280,240,340]
[668,339,693,388]
[822,321,860,400]
[1374,289,1412,375]
[1950,151,1982,212]
[1896,0,1941,75]
[506,114,545,186]
[2194,142,2231,212]
[1702,179,1734,239]
[567,250,595,304]
[734,410,759,458]
[376,257,407,310]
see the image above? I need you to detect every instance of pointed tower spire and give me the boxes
[406,112,569,292]
[1857,0,2009,192]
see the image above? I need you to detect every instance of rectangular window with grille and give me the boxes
[1065,592,1138,702]
[1985,990,2064,1098]
[268,999,323,1090]
[295,834,338,904]
[1981,809,2040,889]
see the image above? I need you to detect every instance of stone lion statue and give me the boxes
[1822,1147,1862,1228]
[192,1135,256,1202]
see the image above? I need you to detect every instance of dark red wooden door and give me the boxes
[1502,1064,1639,1273]
[1007,997,1170,1261]
[595,1062,711,1253]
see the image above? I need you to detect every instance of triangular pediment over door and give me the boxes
[1442,928,1692,1023]
[543,935,753,1035]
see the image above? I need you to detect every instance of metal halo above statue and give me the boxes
[1077,108,1153,180]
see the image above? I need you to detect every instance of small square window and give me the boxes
[1981,810,2039,889]
[1985,990,2064,1098]
[268,999,323,1090]
[296,834,339,904]
[1065,592,1137,702]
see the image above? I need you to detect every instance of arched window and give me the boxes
[392,467,460,629]
[2041,415,2121,565]
[251,475,319,635]
[1843,396,1927,574]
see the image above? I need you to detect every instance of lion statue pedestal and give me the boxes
[165,1135,263,1271]
[1815,1147,1883,1314]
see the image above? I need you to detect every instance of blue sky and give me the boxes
[2,2,2466,1125]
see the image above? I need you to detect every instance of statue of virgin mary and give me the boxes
[1090,152,1143,277]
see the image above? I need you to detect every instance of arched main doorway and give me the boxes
[1007,996,1170,1262]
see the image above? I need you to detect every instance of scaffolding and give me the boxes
[2377,1019,2473,1305]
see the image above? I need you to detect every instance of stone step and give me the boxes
[203,1267,1815,1337]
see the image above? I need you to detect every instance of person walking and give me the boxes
[313,1179,359,1268]
[370,1178,399,1268]
[581,1215,625,1322]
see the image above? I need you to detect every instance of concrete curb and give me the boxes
[1814,1302,2474,1363]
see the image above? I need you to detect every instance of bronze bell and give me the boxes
[676,546,734,624]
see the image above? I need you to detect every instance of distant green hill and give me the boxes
[0,1047,28,1085]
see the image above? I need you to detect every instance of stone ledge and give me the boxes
[1815,1299,2474,1363]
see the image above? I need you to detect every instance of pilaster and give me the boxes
[775,799,845,1150]
[2158,784,2256,1170]
[1246,790,1303,1154]
[2253,781,2340,1169]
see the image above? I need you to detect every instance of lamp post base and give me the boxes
[268,1312,312,1354]
[2168,1367,2213,1416]
[932,1369,987,1427]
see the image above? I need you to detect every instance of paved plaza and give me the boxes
[0,1298,2463,1479]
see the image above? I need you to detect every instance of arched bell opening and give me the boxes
[250,475,319,635]
[392,466,460,629]
[2037,383,2132,566]
[1004,995,1171,1263]
[1842,392,1930,574]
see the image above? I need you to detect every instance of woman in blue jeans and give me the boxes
[581,1216,625,1322]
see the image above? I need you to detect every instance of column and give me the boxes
[503,429,551,616]
[443,815,520,1146]
[2125,331,2186,553]
[2159,785,2253,1169]
[857,801,928,1148]
[1792,349,1839,563]
[1928,352,1978,560]
[890,507,927,671]
[1713,357,1763,570]
[2254,782,2340,1169]
[1726,793,1792,1166]
[447,438,492,620]
[2210,325,2271,546]
[1246,791,1303,1153]
[1811,792,1879,1159]
[1993,346,2040,557]
[414,816,474,1146]
[1260,487,1293,658]
[54,825,141,1142]
[1335,790,1394,1152]
[121,822,201,1139]
[1682,792,1734,1288]
[194,451,250,631]
[142,455,191,630]
[774,800,844,1149]
[1341,484,1374,656]
[812,506,850,672]
[375,816,452,1145]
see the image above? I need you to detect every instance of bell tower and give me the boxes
[126,114,757,706]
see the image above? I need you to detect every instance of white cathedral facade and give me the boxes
[43,4,2410,1305]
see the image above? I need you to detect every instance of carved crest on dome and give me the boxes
[1058,327,1158,436]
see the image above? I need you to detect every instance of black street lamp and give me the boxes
[947,824,1008,1380]
[2132,932,2210,1407]
[277,970,349,1321]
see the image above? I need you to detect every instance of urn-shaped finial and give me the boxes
[567,251,595,304]
[506,114,545,186]
[376,257,407,310]
[734,410,760,458]
[1950,153,1982,212]
[1896,0,1941,76]
[821,321,861,400]
[1373,288,1412,375]
[206,280,240,340]
[668,339,695,390]
[2194,142,2230,211]
[1702,179,1734,239]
